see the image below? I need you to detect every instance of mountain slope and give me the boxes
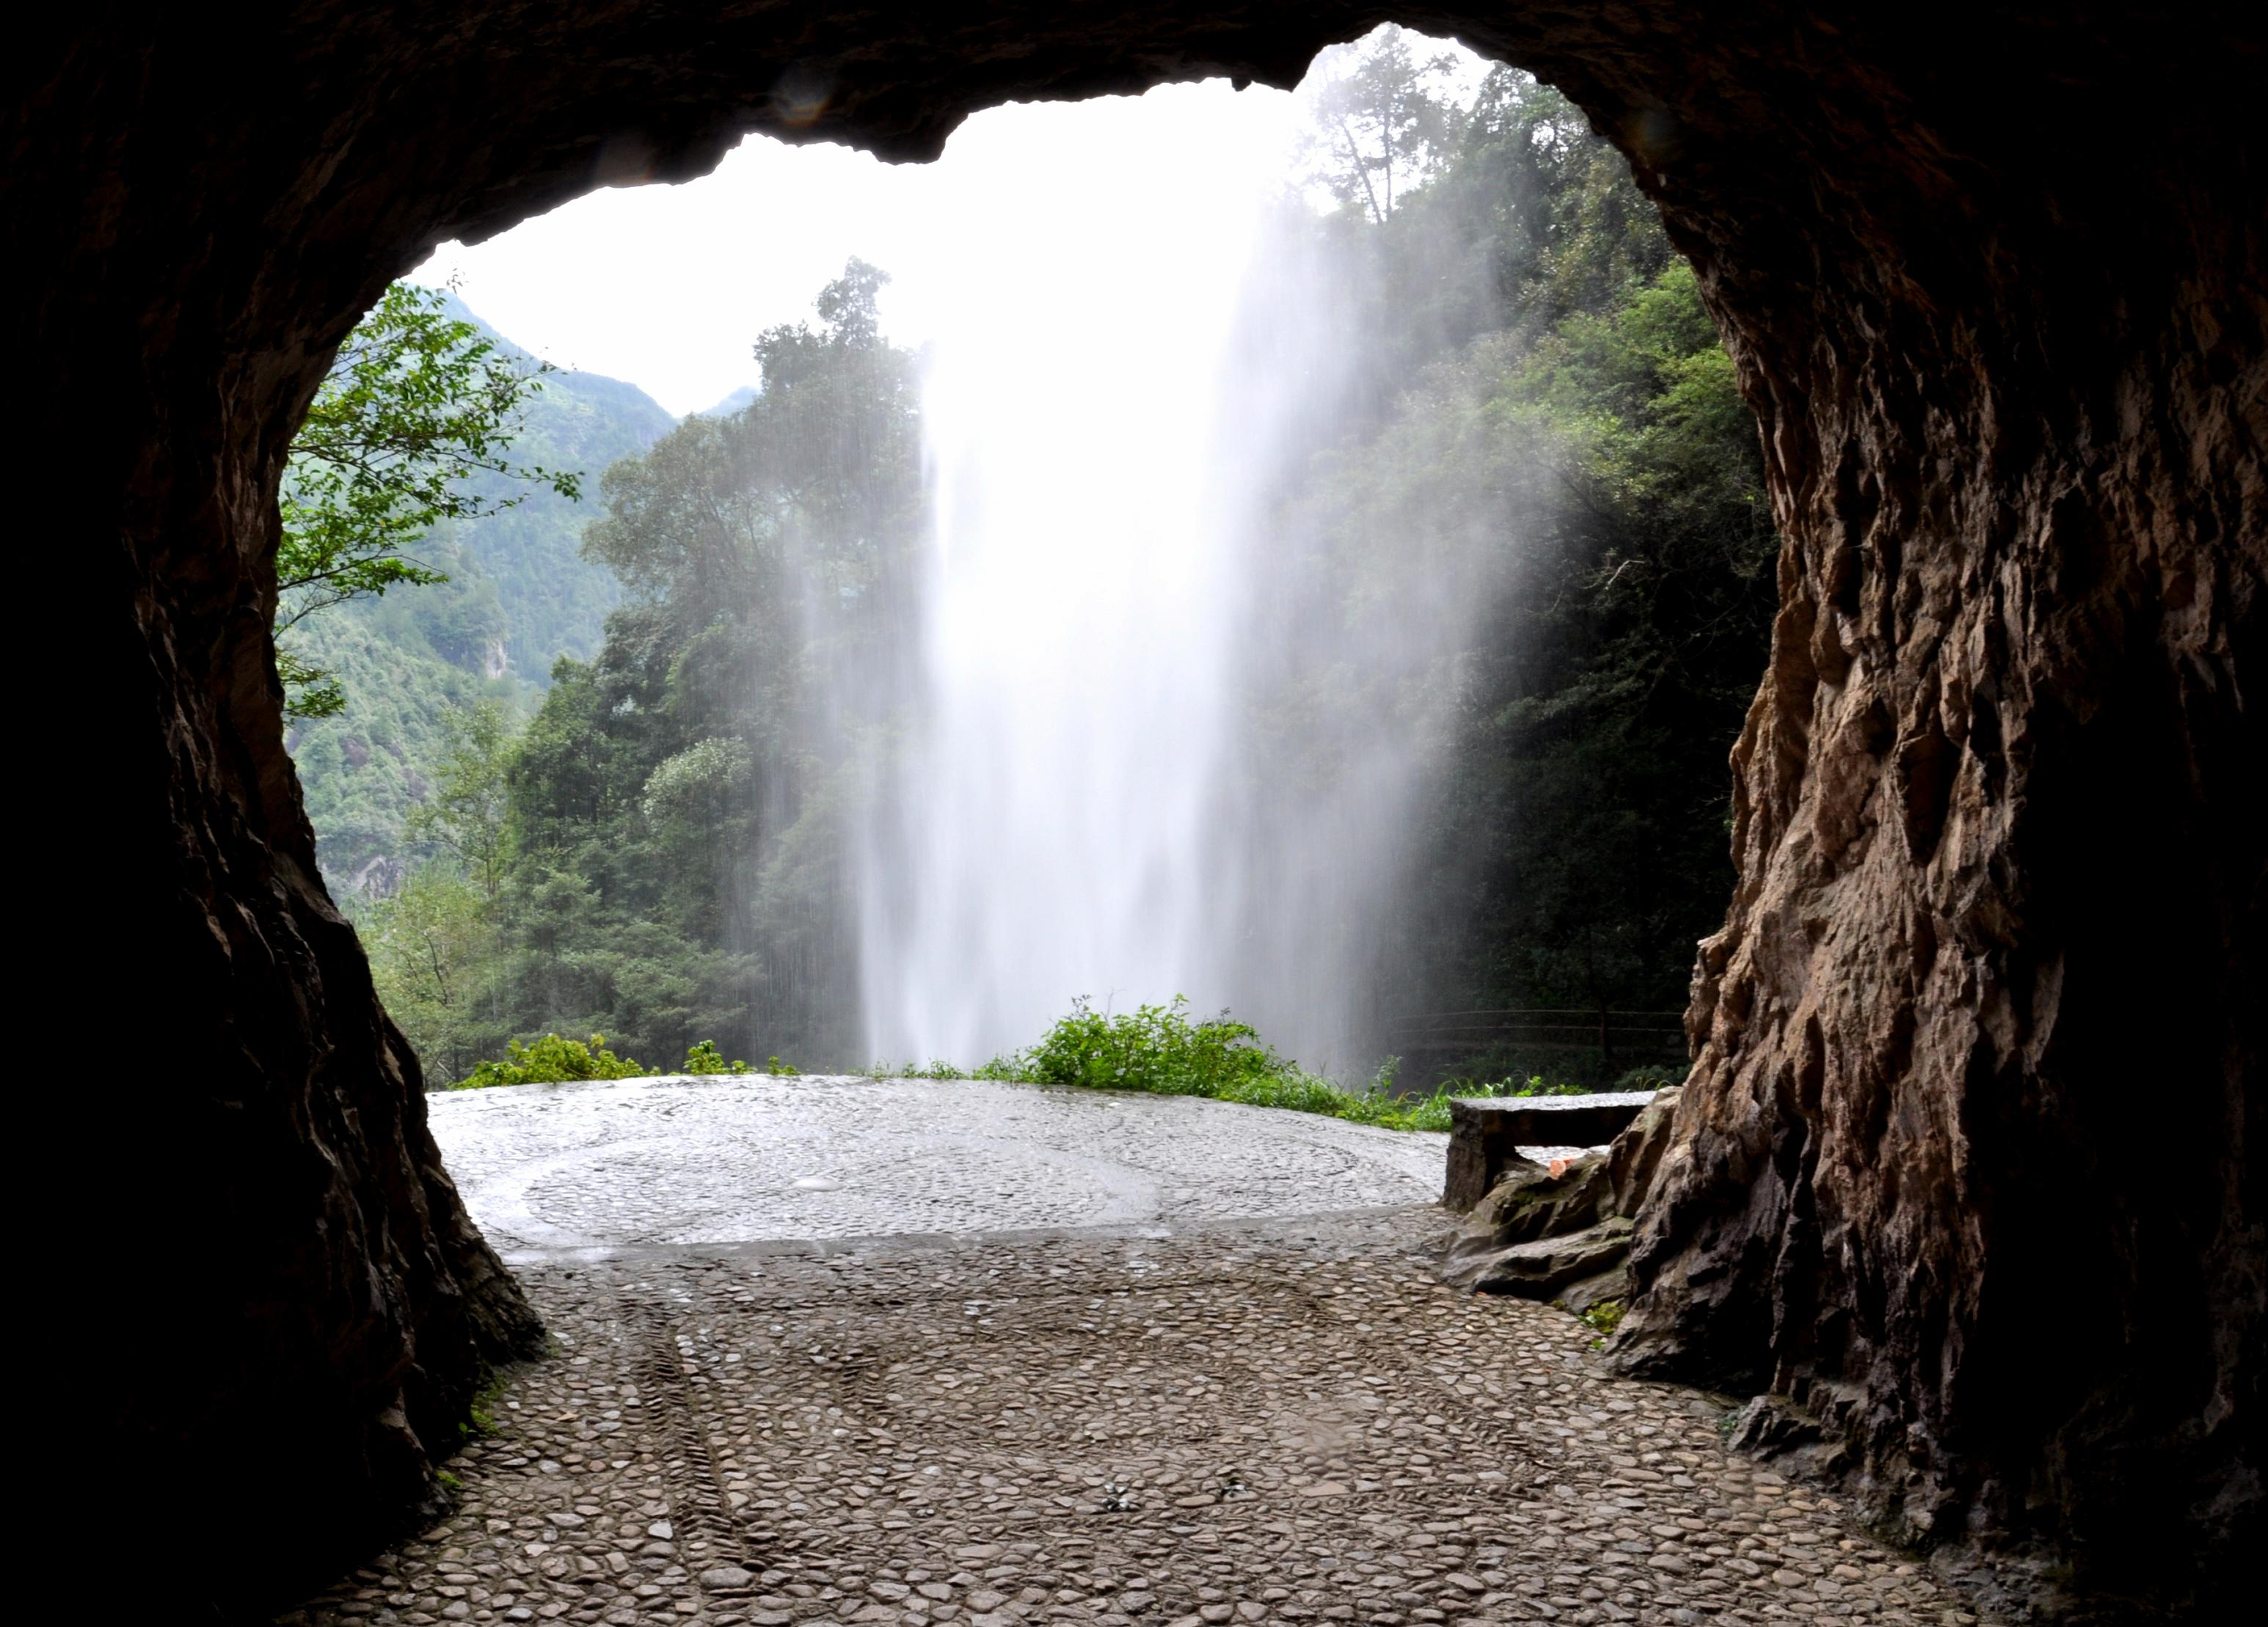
[432,291,676,676]
[288,293,674,891]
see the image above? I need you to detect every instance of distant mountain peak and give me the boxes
[690,384,759,420]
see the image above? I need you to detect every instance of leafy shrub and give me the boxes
[1579,1299,1626,1339]
[1440,1072,1592,1098]
[1019,997,1288,1094]
[1012,997,1455,1133]
[453,1033,643,1089]
[766,1056,802,1078]
[812,1005,1638,1137]
[682,1040,751,1075]
[872,1059,969,1080]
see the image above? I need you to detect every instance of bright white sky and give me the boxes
[414,86,1299,417]
[414,38,1489,417]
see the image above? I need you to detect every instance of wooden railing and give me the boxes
[1361,1007,1688,1064]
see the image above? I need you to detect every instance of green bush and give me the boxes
[1579,1299,1626,1339]
[1440,1072,1592,1098]
[453,1032,643,1089]
[975,1003,1655,1133]
[682,1040,751,1075]
[1010,997,1459,1133]
[1019,997,1288,1094]
[872,1059,969,1080]
[453,1033,773,1087]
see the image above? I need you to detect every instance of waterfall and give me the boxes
[856,73,1470,1075]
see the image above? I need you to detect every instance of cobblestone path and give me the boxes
[426,1076,1453,1259]
[281,1209,1987,1627]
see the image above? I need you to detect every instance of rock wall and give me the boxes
[1591,18,2268,1615]
[14,3,2261,1616]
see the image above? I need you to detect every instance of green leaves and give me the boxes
[1010,998,1455,1132]
[404,700,519,901]
[1019,995,1283,1094]
[682,1040,751,1075]
[454,1033,643,1089]
[640,737,754,827]
[359,865,499,1085]
[276,282,580,713]
[1302,26,1467,224]
[274,647,346,720]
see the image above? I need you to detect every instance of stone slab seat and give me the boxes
[1442,1091,1654,1213]
[1439,1088,1684,1305]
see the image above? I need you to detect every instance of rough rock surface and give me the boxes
[15,4,2263,1617]
[1440,1089,1680,1295]
[1442,1092,1654,1213]
[1454,1216,1637,1299]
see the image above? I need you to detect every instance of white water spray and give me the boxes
[858,67,1482,1071]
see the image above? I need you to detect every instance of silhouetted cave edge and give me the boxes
[16,4,2261,1618]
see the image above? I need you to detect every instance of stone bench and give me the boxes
[1442,1091,1656,1213]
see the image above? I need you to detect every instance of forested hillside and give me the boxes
[1245,66,1779,1062]
[431,292,677,671]
[340,62,1779,1088]
[287,301,674,890]
[357,264,922,1079]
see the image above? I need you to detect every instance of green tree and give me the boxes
[406,701,520,901]
[440,259,925,1074]
[1250,63,1777,1076]
[360,866,498,1084]
[277,282,580,716]
[1301,26,1465,224]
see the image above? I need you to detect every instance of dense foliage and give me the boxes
[444,995,1539,1137]
[451,1033,754,1089]
[1247,61,1779,1056]
[277,283,582,717]
[869,998,1585,1133]
[455,1032,643,1090]
[286,301,675,891]
[354,261,922,1075]
[324,46,1778,1090]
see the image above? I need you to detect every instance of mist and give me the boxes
[354,29,1748,1089]
[856,43,1503,1073]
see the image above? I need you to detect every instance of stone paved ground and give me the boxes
[426,1075,1456,1259]
[283,1082,1994,1626]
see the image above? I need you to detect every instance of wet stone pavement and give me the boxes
[282,1078,1989,1627]
[421,1075,1454,1259]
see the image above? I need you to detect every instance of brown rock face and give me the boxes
[1440,1091,1655,1211]
[1440,1088,1680,1296]
[1595,20,2268,1615]
[15,3,2261,1617]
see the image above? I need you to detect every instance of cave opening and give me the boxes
[18,6,2260,1621]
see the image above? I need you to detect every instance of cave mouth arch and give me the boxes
[22,5,2261,1620]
